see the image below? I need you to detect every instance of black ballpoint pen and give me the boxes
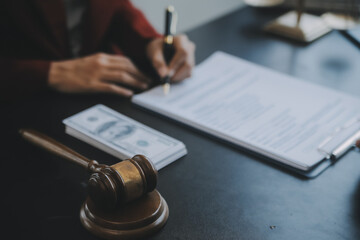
[162,5,176,95]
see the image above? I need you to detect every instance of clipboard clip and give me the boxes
[318,117,360,161]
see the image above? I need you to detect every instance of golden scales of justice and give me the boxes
[245,0,360,42]
[20,129,169,240]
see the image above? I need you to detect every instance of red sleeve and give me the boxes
[112,0,161,67]
[0,59,50,102]
[0,1,51,102]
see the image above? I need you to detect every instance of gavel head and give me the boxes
[87,155,158,210]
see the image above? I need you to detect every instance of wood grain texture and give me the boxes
[20,128,92,169]
[80,190,169,240]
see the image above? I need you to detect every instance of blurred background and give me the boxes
[132,0,245,33]
[132,0,360,33]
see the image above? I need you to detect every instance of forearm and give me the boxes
[47,53,149,97]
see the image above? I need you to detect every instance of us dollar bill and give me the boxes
[63,104,187,170]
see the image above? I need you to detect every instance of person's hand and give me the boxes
[48,53,150,97]
[146,34,195,82]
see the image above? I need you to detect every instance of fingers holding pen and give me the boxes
[171,61,193,82]
[147,38,169,78]
[168,35,196,82]
[146,35,195,83]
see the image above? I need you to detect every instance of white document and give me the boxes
[132,52,360,171]
[63,105,187,170]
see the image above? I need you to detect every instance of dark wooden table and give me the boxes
[2,6,360,240]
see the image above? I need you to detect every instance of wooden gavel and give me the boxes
[19,129,158,210]
[20,129,169,239]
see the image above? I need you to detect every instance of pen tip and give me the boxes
[163,83,170,95]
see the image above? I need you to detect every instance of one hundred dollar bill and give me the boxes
[63,104,187,170]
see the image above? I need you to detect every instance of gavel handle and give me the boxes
[19,129,95,170]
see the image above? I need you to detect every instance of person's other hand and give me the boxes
[48,53,150,97]
[146,34,195,82]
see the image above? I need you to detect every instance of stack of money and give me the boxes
[63,104,187,170]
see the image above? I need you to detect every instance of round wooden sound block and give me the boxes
[80,190,169,240]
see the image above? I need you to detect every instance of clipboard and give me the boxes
[132,51,360,179]
[297,118,360,178]
[134,102,360,179]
